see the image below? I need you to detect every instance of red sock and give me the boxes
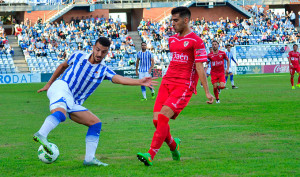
[153,119,176,151]
[298,76,300,84]
[213,87,219,99]
[291,76,294,86]
[153,119,157,128]
[219,86,225,90]
[148,114,170,159]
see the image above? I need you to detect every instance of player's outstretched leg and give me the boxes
[83,122,108,166]
[140,86,147,101]
[33,111,66,155]
[153,119,178,160]
[137,114,170,166]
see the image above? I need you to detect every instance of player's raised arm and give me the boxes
[112,75,158,89]
[37,61,69,93]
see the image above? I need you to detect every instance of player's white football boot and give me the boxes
[216,99,220,104]
[33,132,53,155]
[83,157,108,166]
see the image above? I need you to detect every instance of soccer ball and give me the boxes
[37,143,59,164]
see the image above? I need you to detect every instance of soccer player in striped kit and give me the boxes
[225,44,238,89]
[33,37,158,166]
[136,42,155,101]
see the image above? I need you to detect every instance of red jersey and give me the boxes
[288,51,300,68]
[163,32,207,94]
[207,51,228,75]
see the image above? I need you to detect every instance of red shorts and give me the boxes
[290,67,300,75]
[211,73,226,84]
[153,84,193,119]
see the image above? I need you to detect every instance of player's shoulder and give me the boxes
[219,50,226,54]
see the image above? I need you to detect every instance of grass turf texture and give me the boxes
[0,73,299,176]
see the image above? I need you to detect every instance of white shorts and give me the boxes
[226,67,233,74]
[139,71,151,79]
[47,80,88,113]
[206,67,211,75]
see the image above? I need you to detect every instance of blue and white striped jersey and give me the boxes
[60,51,116,105]
[137,50,153,72]
[225,51,237,68]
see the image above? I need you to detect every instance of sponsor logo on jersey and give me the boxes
[212,61,223,66]
[171,40,175,43]
[184,41,189,47]
[171,52,189,62]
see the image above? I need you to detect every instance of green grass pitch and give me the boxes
[0,73,299,176]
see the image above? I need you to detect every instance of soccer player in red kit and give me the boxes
[288,44,300,89]
[207,40,230,103]
[136,7,214,166]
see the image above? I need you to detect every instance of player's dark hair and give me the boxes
[141,42,146,45]
[293,44,298,47]
[212,40,219,44]
[226,44,231,48]
[95,37,111,47]
[171,6,191,19]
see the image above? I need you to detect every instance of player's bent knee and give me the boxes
[51,108,67,116]
[50,101,67,112]
[87,117,100,126]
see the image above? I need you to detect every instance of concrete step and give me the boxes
[7,35,29,73]
[128,31,142,52]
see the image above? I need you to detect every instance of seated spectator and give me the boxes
[15,25,22,36]
[128,58,135,67]
[57,50,66,60]
[118,58,125,67]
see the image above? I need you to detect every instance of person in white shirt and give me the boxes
[290,10,296,26]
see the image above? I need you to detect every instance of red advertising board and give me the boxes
[262,64,289,73]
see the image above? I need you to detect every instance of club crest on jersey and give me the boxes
[184,41,189,47]
[219,55,222,58]
[94,71,100,78]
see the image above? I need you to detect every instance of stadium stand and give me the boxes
[16,16,137,73]
[0,26,16,74]
[137,8,298,66]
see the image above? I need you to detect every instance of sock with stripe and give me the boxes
[148,114,170,159]
[38,111,66,137]
[225,76,228,85]
[85,122,102,162]
[291,76,294,86]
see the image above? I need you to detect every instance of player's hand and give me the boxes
[205,92,214,104]
[140,77,159,89]
[225,69,229,74]
[136,71,139,76]
[148,70,152,74]
[236,63,239,66]
[37,84,50,93]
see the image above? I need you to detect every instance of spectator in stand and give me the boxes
[118,58,125,67]
[290,10,296,26]
[15,24,22,36]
